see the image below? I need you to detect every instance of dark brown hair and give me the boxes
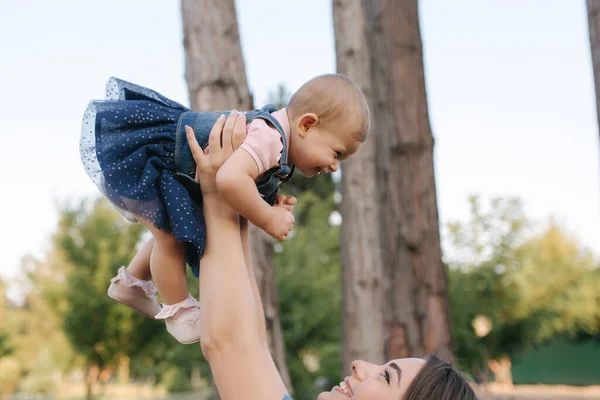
[403,354,477,400]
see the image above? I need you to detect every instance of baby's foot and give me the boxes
[108,267,162,319]
[154,295,201,344]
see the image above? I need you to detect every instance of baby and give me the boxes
[80,74,370,344]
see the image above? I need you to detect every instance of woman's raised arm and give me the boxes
[186,113,290,400]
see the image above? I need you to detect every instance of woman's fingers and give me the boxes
[207,114,227,154]
[221,110,239,148]
[231,112,247,151]
[185,125,204,163]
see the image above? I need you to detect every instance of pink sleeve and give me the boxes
[240,118,284,175]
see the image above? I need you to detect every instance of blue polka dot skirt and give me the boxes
[80,77,206,276]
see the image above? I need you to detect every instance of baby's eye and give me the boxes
[335,151,343,159]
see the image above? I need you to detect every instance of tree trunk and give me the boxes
[181,0,290,396]
[333,0,387,372]
[488,356,513,388]
[333,0,452,365]
[249,225,292,389]
[182,0,252,111]
[365,0,452,359]
[117,356,130,384]
[586,0,600,188]
[85,363,99,400]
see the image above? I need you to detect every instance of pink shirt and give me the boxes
[240,108,291,175]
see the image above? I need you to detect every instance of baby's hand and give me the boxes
[263,206,295,241]
[274,194,298,212]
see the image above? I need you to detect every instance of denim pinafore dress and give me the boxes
[80,77,294,277]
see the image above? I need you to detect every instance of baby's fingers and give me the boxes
[284,196,297,206]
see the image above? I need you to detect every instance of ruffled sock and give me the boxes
[112,266,157,298]
[154,295,199,322]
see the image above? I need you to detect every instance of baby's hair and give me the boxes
[287,74,370,142]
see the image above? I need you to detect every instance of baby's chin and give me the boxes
[299,168,316,178]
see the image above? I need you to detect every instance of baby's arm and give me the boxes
[216,149,294,241]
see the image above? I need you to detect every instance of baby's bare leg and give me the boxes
[138,218,189,305]
[125,237,154,281]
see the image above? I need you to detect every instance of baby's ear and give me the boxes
[298,113,318,132]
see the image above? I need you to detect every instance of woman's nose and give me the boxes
[351,360,373,380]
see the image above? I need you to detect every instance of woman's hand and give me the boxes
[185,111,247,194]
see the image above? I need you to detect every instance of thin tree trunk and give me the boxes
[249,225,292,389]
[586,0,600,191]
[85,363,98,400]
[333,0,387,372]
[365,0,452,358]
[181,0,290,397]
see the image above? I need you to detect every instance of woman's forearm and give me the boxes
[239,218,269,349]
[199,196,262,354]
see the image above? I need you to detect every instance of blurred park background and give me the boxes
[1,0,600,399]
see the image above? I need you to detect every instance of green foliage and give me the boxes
[129,330,207,391]
[0,282,13,359]
[276,186,341,400]
[55,199,163,372]
[446,196,600,375]
[0,334,12,359]
[0,254,76,395]
[511,221,599,340]
[53,197,209,391]
[160,366,194,393]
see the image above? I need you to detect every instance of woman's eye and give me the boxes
[381,370,390,384]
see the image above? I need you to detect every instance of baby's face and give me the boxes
[291,125,362,178]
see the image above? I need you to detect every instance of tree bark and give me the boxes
[182,0,252,111]
[333,0,387,372]
[365,0,452,359]
[181,0,290,396]
[586,0,600,190]
[334,0,452,365]
[249,225,292,389]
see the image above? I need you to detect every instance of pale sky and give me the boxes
[1,0,599,282]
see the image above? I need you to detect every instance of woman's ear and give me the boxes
[296,113,318,137]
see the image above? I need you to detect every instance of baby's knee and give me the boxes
[154,231,181,249]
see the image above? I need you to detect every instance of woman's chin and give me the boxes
[317,389,346,400]
[317,391,330,400]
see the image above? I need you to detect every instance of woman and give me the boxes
[187,112,477,400]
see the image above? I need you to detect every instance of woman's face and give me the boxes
[318,358,425,400]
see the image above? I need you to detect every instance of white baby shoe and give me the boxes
[154,295,201,344]
[108,267,162,319]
